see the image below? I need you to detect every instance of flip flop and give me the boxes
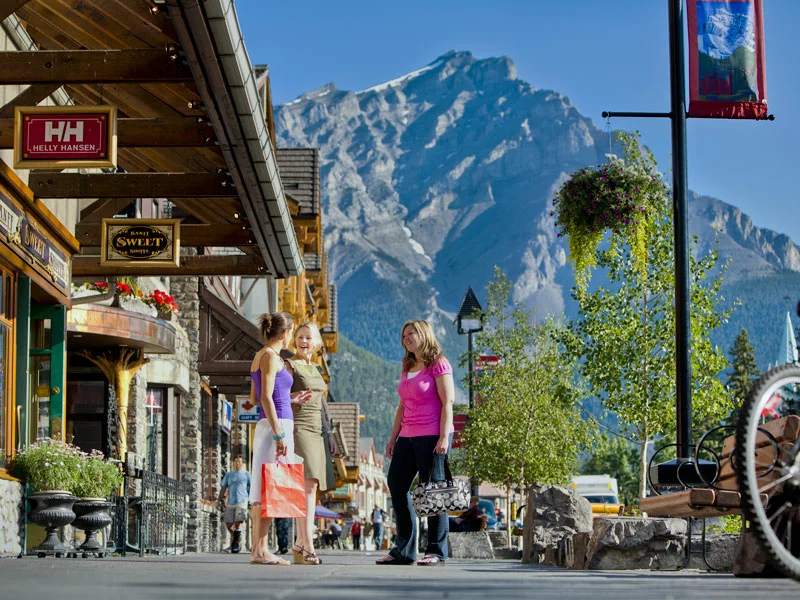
[250,557,291,565]
[375,554,414,565]
[417,554,444,566]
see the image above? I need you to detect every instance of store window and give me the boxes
[145,387,165,474]
[0,269,15,469]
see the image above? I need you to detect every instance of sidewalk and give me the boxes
[1,549,798,600]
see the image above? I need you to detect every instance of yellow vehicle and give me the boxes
[572,475,624,517]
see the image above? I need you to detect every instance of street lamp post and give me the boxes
[456,286,483,496]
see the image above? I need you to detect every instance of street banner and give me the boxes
[687,0,767,119]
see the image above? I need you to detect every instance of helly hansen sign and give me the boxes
[14,105,117,169]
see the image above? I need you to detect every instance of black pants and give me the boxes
[387,435,450,561]
[353,534,360,550]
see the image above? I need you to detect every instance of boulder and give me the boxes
[448,531,494,559]
[586,517,687,570]
[522,483,593,566]
[686,533,738,572]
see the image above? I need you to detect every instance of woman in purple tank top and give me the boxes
[247,311,311,566]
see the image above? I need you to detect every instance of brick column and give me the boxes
[171,276,202,552]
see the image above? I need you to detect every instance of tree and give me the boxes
[565,207,733,500]
[456,268,591,543]
[725,328,760,416]
[580,433,640,507]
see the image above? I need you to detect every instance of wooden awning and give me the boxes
[4,0,302,278]
[67,304,176,354]
[198,282,262,394]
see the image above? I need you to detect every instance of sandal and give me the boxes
[417,554,444,566]
[375,554,414,565]
[292,543,321,565]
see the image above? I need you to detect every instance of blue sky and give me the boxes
[236,0,798,244]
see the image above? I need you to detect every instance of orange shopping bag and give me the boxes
[260,459,306,518]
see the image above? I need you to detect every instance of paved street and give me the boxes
[1,550,798,600]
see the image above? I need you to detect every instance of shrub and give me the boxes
[72,450,123,499]
[14,438,84,492]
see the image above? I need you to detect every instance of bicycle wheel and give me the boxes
[736,363,800,580]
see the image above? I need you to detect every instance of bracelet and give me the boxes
[272,431,286,442]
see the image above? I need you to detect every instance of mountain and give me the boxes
[275,50,800,372]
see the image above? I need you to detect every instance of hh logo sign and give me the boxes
[14,105,117,169]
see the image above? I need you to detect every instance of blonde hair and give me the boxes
[401,320,443,372]
[295,321,324,353]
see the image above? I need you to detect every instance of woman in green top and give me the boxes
[285,322,330,565]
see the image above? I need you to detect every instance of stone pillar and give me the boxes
[127,370,148,461]
[171,276,202,552]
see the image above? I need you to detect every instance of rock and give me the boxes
[686,533,738,572]
[493,546,523,560]
[522,483,593,566]
[586,517,687,570]
[448,531,494,559]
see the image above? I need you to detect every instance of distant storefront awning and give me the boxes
[314,505,339,519]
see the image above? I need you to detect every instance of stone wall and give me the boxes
[0,478,23,557]
[171,276,203,552]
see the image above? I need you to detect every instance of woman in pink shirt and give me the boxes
[376,320,455,566]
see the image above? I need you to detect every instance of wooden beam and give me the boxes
[198,361,253,376]
[0,117,216,148]
[76,223,255,247]
[0,0,32,23]
[0,83,61,118]
[0,49,193,85]
[30,173,237,198]
[79,198,131,223]
[72,254,268,277]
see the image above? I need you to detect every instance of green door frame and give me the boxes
[28,301,67,442]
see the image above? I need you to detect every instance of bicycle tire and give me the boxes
[736,363,800,581]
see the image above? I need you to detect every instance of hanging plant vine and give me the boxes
[551,131,669,291]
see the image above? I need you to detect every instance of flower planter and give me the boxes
[113,294,157,317]
[72,498,114,554]
[156,309,174,321]
[27,491,77,556]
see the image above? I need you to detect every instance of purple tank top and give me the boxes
[251,365,293,420]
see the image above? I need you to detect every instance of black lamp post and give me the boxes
[456,286,483,497]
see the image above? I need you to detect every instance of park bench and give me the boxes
[639,415,799,568]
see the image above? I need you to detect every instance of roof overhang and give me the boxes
[168,0,303,278]
[67,305,177,354]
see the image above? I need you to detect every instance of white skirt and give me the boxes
[249,418,296,504]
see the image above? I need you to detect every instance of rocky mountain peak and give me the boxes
[275,52,800,362]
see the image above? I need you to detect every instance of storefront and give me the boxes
[0,161,77,469]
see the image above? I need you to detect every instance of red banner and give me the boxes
[687,0,767,119]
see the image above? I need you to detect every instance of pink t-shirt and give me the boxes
[397,357,454,438]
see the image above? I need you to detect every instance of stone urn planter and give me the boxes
[27,491,77,556]
[72,498,114,556]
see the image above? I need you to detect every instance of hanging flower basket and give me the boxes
[552,155,668,291]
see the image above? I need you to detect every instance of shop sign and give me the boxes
[236,394,260,423]
[220,399,233,434]
[101,218,180,268]
[0,188,70,292]
[14,105,117,169]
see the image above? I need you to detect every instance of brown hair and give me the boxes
[259,312,295,341]
[401,319,443,372]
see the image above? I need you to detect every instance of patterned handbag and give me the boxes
[411,455,470,518]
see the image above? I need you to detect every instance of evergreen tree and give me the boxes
[725,328,760,418]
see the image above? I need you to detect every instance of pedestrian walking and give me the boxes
[377,320,455,566]
[248,311,301,566]
[217,456,250,553]
[273,518,290,555]
[351,518,362,550]
[372,506,386,550]
[284,322,328,565]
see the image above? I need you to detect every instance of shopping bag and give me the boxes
[260,458,306,518]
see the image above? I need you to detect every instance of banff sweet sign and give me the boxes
[14,105,117,169]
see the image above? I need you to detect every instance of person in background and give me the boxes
[372,506,386,550]
[378,319,455,566]
[218,456,250,553]
[284,322,327,565]
[248,312,302,566]
[448,497,486,532]
[351,518,362,550]
[273,518,290,555]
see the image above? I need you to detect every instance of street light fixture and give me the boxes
[455,286,483,497]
